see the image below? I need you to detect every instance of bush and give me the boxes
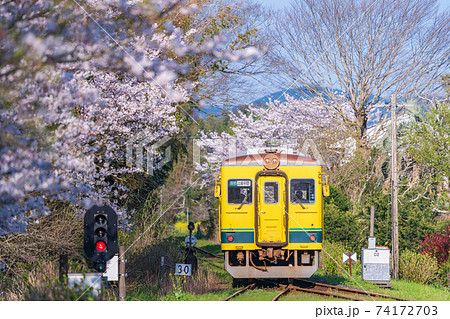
[437,260,450,287]
[399,250,439,284]
[420,224,450,266]
[319,241,360,276]
[324,203,365,251]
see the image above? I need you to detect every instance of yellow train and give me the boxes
[215,149,329,279]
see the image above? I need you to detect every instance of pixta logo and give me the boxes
[126,133,172,175]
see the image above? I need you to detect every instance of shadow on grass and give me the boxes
[170,232,222,257]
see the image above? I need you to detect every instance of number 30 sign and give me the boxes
[175,263,192,276]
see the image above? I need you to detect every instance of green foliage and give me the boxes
[324,184,352,212]
[404,101,450,213]
[197,112,233,135]
[164,274,188,301]
[437,260,450,287]
[324,183,441,257]
[356,189,439,252]
[399,250,439,284]
[121,137,187,221]
[320,241,360,276]
[324,185,363,251]
[324,203,364,251]
[407,101,450,181]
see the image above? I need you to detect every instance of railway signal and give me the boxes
[184,222,197,272]
[84,205,118,271]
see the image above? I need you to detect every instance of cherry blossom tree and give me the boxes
[0,0,259,235]
[195,94,355,183]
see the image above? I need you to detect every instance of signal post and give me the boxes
[84,205,118,272]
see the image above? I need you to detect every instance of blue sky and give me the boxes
[247,0,449,103]
[255,0,449,11]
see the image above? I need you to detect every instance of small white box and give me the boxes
[104,255,119,281]
[368,237,376,249]
[361,248,390,282]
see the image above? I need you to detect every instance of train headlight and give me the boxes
[227,235,234,242]
[310,235,316,242]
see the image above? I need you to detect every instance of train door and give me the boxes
[256,175,287,246]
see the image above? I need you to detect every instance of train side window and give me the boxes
[263,181,279,204]
[290,179,315,204]
[228,179,252,205]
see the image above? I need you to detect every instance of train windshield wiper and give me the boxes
[293,193,307,209]
[237,193,249,209]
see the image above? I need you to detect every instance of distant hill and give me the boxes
[252,88,310,105]
[197,88,394,128]
[195,88,327,117]
[252,87,350,105]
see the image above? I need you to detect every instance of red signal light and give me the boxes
[96,241,106,251]
[310,235,316,242]
[227,235,234,242]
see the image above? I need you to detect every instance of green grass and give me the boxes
[308,271,450,301]
[127,285,161,301]
[167,275,450,301]
[228,288,279,301]
[280,292,345,301]
[125,232,450,301]
[164,289,234,301]
[390,280,450,301]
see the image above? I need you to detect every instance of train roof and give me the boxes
[221,149,320,167]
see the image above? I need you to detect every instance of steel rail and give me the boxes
[193,246,223,258]
[297,280,410,301]
[272,284,292,301]
[224,283,256,301]
[289,285,364,301]
[224,279,410,301]
[198,257,227,271]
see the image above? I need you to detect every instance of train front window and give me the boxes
[228,179,252,205]
[263,181,279,204]
[290,179,315,204]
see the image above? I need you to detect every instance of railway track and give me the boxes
[294,279,409,301]
[224,279,410,301]
[195,246,410,302]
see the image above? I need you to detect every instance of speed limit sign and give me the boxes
[175,263,192,276]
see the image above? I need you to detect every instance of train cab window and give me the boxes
[228,179,252,205]
[290,179,315,204]
[263,181,279,204]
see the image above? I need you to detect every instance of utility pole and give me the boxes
[391,94,399,280]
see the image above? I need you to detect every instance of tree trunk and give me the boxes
[355,110,368,150]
